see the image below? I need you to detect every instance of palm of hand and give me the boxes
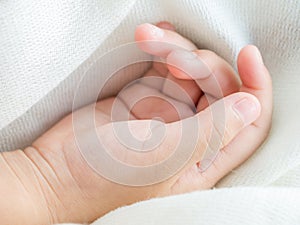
[95,63,199,125]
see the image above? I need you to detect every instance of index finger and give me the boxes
[135,23,197,58]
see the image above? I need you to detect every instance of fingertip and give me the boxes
[232,93,261,126]
[237,45,270,90]
[135,23,164,42]
[238,45,264,67]
[156,21,176,31]
[135,22,196,57]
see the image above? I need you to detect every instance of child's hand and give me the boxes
[1,22,272,225]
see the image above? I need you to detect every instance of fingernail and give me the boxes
[168,49,211,79]
[252,46,264,65]
[146,23,164,38]
[233,98,260,125]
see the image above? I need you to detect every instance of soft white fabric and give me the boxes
[91,187,300,225]
[1,0,300,224]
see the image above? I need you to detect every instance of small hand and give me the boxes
[21,22,271,224]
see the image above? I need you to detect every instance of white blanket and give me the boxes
[1,0,300,224]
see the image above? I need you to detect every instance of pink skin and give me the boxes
[134,22,272,192]
[0,22,271,225]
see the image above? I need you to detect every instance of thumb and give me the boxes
[165,92,261,184]
[81,92,260,187]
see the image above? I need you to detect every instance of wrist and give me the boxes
[29,138,107,224]
[0,149,55,225]
[23,143,91,224]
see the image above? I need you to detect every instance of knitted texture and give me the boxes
[1,0,300,224]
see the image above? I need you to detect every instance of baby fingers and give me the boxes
[166,49,240,111]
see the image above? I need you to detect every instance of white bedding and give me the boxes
[1,0,300,224]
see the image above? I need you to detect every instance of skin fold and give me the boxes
[0,22,272,225]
